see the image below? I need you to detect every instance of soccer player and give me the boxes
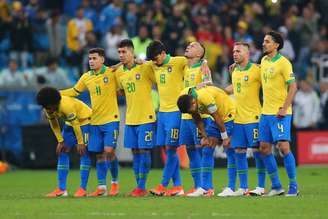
[61,48,120,196]
[36,87,91,197]
[259,31,298,196]
[177,86,236,197]
[147,41,187,196]
[180,41,214,196]
[115,39,156,197]
[225,42,266,196]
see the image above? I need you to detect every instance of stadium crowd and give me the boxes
[0,0,327,130]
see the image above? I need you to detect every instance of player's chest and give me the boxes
[85,74,113,95]
[261,63,281,83]
[119,72,144,93]
[154,65,181,85]
[184,71,201,87]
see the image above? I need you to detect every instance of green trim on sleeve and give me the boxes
[287,79,296,84]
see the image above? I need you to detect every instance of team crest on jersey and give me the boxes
[191,74,195,81]
[167,66,172,73]
[244,75,249,81]
[103,76,109,83]
[135,74,141,80]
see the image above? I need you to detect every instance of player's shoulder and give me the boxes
[278,54,292,65]
[171,56,187,64]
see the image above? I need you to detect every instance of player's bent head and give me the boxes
[266,31,284,51]
[89,48,105,58]
[146,40,166,62]
[36,87,61,109]
[177,95,193,113]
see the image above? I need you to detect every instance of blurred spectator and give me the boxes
[81,0,99,33]
[0,0,11,68]
[234,21,253,44]
[0,59,27,87]
[104,19,127,65]
[9,1,33,69]
[31,57,71,89]
[46,10,64,59]
[83,31,100,71]
[319,81,328,129]
[66,6,93,74]
[125,2,138,37]
[131,24,151,60]
[25,0,39,21]
[278,26,295,61]
[293,80,320,130]
[99,0,123,36]
[151,24,162,42]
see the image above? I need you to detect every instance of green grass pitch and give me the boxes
[0,166,327,219]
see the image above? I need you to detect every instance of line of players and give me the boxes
[36,30,298,197]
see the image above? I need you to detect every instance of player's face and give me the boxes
[152,51,166,66]
[262,35,278,55]
[189,99,198,113]
[89,53,104,70]
[45,105,58,114]
[233,45,248,64]
[184,42,201,58]
[118,47,134,64]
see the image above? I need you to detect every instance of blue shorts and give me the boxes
[203,119,234,139]
[88,122,120,152]
[156,111,181,147]
[124,123,156,149]
[231,123,259,148]
[62,124,89,147]
[179,119,201,146]
[259,115,292,143]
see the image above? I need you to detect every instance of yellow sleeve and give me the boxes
[282,59,295,84]
[61,105,84,144]
[198,91,218,113]
[114,70,123,90]
[143,63,156,83]
[46,111,64,143]
[60,74,86,96]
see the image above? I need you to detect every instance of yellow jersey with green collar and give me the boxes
[181,86,236,123]
[149,55,187,112]
[261,53,295,115]
[61,65,119,125]
[115,63,156,125]
[182,60,211,120]
[45,96,91,144]
[232,62,261,124]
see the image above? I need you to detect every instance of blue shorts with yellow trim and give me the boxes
[62,124,89,147]
[156,111,181,147]
[179,119,201,146]
[259,114,291,143]
[88,122,119,152]
[203,119,234,139]
[124,122,156,149]
[231,123,259,148]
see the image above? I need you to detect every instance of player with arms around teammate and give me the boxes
[146,41,187,196]
[177,86,236,197]
[179,41,214,196]
[259,31,298,196]
[115,39,156,196]
[36,87,92,197]
[61,48,120,196]
[225,42,266,196]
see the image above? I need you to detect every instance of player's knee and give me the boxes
[277,141,290,155]
[208,137,218,147]
[235,148,247,153]
[96,153,106,161]
[259,142,271,155]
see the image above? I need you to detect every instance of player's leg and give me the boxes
[124,125,139,188]
[231,124,248,196]
[103,122,120,196]
[75,124,91,197]
[273,115,298,196]
[87,125,108,196]
[259,115,283,196]
[179,119,201,194]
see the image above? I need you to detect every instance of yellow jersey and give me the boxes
[149,55,187,112]
[181,86,236,123]
[45,96,92,144]
[261,53,295,115]
[232,62,261,124]
[182,60,212,120]
[61,65,119,125]
[115,63,156,125]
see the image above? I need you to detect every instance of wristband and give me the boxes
[220,131,228,140]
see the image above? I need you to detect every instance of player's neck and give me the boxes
[124,59,135,70]
[267,50,278,59]
[188,57,201,67]
[238,60,249,69]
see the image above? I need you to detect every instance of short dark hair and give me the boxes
[146,40,166,60]
[266,31,284,51]
[118,39,134,49]
[36,87,61,108]
[46,57,58,66]
[177,94,193,113]
[88,48,105,57]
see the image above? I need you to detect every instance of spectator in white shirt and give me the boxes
[0,59,27,87]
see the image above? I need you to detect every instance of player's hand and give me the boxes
[77,143,87,155]
[111,62,123,72]
[277,107,287,118]
[56,142,65,155]
[135,58,145,65]
[222,137,230,148]
[228,63,236,74]
[200,137,210,147]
